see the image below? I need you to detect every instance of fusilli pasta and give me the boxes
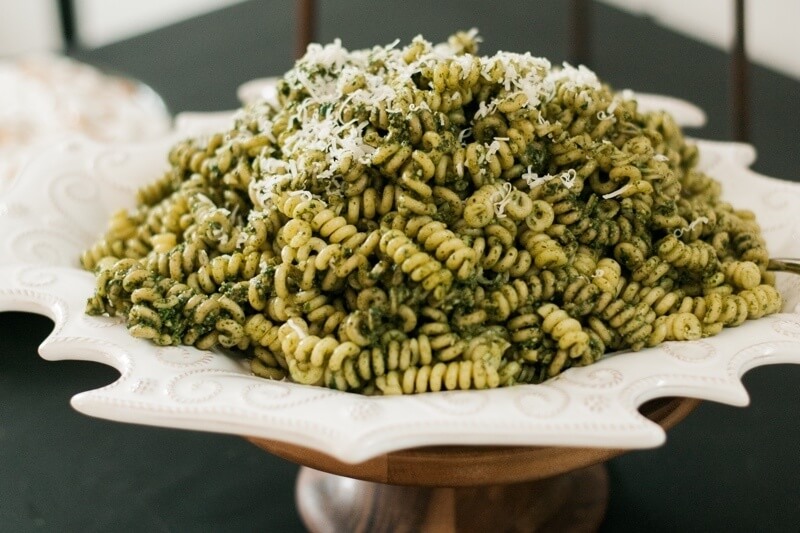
[83,31,782,394]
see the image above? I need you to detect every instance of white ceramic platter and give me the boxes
[1,98,799,464]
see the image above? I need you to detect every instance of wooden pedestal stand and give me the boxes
[248,397,699,532]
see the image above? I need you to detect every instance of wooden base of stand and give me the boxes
[248,397,699,532]
[296,463,608,532]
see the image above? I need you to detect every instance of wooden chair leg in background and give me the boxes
[732,0,749,142]
[57,0,77,51]
[568,0,592,67]
[296,0,317,59]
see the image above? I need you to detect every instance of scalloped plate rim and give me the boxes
[1,101,800,463]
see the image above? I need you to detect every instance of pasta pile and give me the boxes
[82,31,782,395]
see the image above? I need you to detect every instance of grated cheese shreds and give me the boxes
[240,31,622,214]
[522,166,577,191]
[491,182,515,218]
[674,215,710,237]
[602,183,632,200]
[689,216,709,229]
[486,140,502,157]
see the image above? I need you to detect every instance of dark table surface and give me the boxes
[2,1,800,531]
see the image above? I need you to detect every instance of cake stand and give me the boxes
[249,397,699,532]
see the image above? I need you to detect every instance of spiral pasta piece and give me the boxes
[648,312,702,345]
[379,229,454,297]
[375,360,503,395]
[393,215,477,280]
[657,234,717,272]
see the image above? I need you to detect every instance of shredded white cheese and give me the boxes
[491,182,514,218]
[486,140,502,157]
[602,183,632,200]
[521,166,552,190]
[285,317,309,340]
[287,190,313,201]
[248,32,613,210]
[673,215,709,237]
[560,169,577,189]
[522,166,577,190]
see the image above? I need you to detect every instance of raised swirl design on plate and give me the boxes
[154,346,214,367]
[583,394,611,413]
[772,316,800,339]
[726,340,800,379]
[48,172,104,240]
[659,340,716,363]
[131,378,158,395]
[242,381,336,411]
[416,389,490,416]
[9,228,85,265]
[166,370,225,404]
[513,386,569,418]
[16,267,58,287]
[90,149,140,193]
[560,367,624,389]
[344,400,383,422]
[243,381,292,403]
